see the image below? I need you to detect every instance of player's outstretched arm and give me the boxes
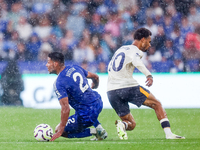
[87,71,99,89]
[50,97,70,141]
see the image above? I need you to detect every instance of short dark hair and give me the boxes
[133,28,152,40]
[48,52,64,64]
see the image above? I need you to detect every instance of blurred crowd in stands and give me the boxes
[0,0,200,73]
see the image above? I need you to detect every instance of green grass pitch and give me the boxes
[0,107,199,150]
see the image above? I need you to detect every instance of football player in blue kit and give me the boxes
[46,52,107,141]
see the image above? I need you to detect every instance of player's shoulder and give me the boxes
[55,70,72,87]
[66,64,82,71]
[61,65,86,78]
[117,45,140,57]
[130,45,140,52]
[123,45,143,59]
[127,45,142,55]
[57,66,72,81]
[117,45,138,52]
[64,65,80,74]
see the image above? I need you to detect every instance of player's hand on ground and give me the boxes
[50,131,62,141]
[50,124,65,141]
[145,76,153,87]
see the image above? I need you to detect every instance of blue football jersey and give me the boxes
[53,65,101,110]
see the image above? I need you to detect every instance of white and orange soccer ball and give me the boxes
[34,124,53,141]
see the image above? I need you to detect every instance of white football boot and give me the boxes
[166,133,185,139]
[115,120,128,140]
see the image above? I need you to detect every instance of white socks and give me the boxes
[90,124,103,135]
[90,128,97,134]
[163,127,173,136]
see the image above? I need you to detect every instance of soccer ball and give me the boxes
[34,124,53,141]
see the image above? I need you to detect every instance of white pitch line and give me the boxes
[0,141,199,144]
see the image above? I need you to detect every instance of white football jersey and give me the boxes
[107,45,152,91]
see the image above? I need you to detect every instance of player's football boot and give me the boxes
[166,133,185,139]
[115,120,128,140]
[96,126,108,140]
[91,126,108,141]
[90,136,98,141]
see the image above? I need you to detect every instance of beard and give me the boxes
[49,70,57,74]
[143,46,150,52]
[141,48,148,52]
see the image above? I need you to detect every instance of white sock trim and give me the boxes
[90,128,97,135]
[122,121,128,130]
[160,118,169,124]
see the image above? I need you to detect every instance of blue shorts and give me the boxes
[107,86,150,117]
[64,98,103,133]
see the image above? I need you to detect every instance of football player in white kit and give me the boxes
[107,28,185,140]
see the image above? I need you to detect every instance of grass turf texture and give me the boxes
[0,107,199,150]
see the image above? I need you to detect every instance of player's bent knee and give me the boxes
[130,122,136,130]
